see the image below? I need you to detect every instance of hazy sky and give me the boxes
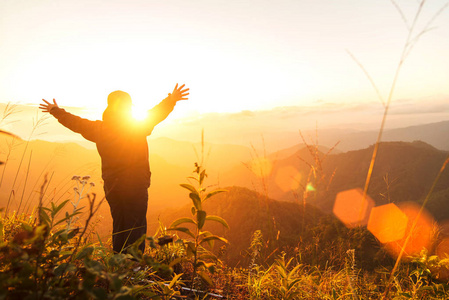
[1,0,449,138]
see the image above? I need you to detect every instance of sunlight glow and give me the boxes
[250,157,273,178]
[132,105,148,121]
[333,188,374,228]
[274,166,302,192]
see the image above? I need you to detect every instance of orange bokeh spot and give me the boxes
[333,188,375,228]
[436,238,449,259]
[438,219,449,237]
[274,166,301,192]
[368,203,408,244]
[250,157,273,178]
[383,202,435,259]
[434,238,449,281]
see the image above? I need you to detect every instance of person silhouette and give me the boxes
[40,84,189,253]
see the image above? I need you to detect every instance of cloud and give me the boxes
[388,96,449,115]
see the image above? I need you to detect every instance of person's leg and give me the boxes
[121,186,148,253]
[105,183,148,253]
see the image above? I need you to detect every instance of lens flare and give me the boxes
[306,183,316,192]
[250,157,273,178]
[436,238,449,259]
[438,219,449,237]
[434,238,449,281]
[382,202,435,259]
[333,188,375,228]
[367,203,408,244]
[275,166,302,192]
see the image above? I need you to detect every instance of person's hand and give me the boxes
[168,84,189,102]
[39,99,59,113]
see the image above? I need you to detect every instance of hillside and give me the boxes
[219,140,449,222]
[310,120,449,152]
[2,134,448,271]
[151,186,389,270]
[152,186,325,267]
[312,141,449,219]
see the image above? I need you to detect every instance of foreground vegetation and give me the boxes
[1,165,449,300]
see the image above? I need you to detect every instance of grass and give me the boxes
[347,1,449,298]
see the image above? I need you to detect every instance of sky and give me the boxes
[1,0,449,144]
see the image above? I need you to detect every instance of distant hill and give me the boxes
[219,140,449,222]
[274,141,449,220]
[321,141,449,217]
[3,135,445,269]
[151,186,389,270]
[151,186,326,267]
[310,120,449,152]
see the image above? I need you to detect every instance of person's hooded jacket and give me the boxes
[50,91,176,189]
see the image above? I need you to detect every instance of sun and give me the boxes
[132,105,148,121]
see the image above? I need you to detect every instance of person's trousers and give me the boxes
[104,182,148,254]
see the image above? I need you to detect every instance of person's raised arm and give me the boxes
[39,98,59,112]
[40,98,100,142]
[169,83,190,103]
[144,84,189,134]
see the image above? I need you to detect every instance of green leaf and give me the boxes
[54,262,76,276]
[199,231,213,248]
[180,183,197,193]
[198,270,213,286]
[200,235,228,245]
[185,241,196,256]
[20,221,33,231]
[76,246,94,260]
[42,207,52,213]
[39,209,51,225]
[199,169,207,185]
[67,228,80,240]
[191,206,196,216]
[205,215,229,229]
[166,227,195,239]
[189,193,202,210]
[187,176,198,182]
[199,230,213,237]
[168,273,183,289]
[197,210,206,230]
[54,199,70,214]
[0,220,3,241]
[169,257,184,268]
[198,253,218,261]
[204,189,227,201]
[170,217,196,228]
[54,214,75,226]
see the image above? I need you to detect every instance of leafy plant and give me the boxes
[269,253,304,300]
[167,163,228,288]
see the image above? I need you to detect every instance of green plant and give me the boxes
[0,175,185,299]
[268,253,304,300]
[67,175,95,232]
[167,163,228,289]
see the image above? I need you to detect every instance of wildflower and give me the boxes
[82,175,91,181]
[90,182,95,187]
[71,175,81,181]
